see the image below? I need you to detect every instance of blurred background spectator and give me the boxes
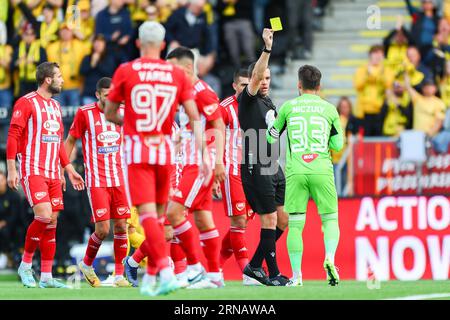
[286,0,313,60]
[79,34,115,105]
[46,22,90,106]
[353,45,394,136]
[0,21,13,109]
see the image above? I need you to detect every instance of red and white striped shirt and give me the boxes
[220,95,242,176]
[8,91,66,180]
[108,57,194,166]
[179,79,221,165]
[69,103,125,188]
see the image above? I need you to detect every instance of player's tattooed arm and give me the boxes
[104,100,124,126]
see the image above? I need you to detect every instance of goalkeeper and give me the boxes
[267,65,344,286]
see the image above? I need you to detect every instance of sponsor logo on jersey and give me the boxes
[97,131,120,144]
[98,145,120,154]
[120,244,128,249]
[236,202,246,212]
[203,103,218,116]
[96,208,107,217]
[35,192,47,200]
[41,135,60,143]
[51,198,62,207]
[302,153,318,163]
[117,207,130,215]
[43,119,60,133]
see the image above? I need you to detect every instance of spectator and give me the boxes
[353,45,394,136]
[381,81,413,136]
[439,59,450,106]
[95,0,133,64]
[0,21,13,109]
[402,45,434,89]
[383,16,415,73]
[0,171,23,268]
[10,23,47,97]
[331,97,356,164]
[405,0,440,58]
[165,0,220,94]
[404,74,446,137]
[79,34,116,105]
[286,0,314,60]
[126,0,151,25]
[156,0,179,23]
[253,0,269,34]
[71,0,95,47]
[145,4,160,22]
[46,22,90,106]
[424,18,450,78]
[218,0,255,69]
[17,2,59,48]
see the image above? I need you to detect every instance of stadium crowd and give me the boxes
[346,0,450,154]
[0,0,328,275]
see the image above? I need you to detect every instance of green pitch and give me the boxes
[0,275,449,300]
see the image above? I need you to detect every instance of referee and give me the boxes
[238,28,290,286]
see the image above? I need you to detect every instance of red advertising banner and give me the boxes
[352,141,450,196]
[212,196,449,281]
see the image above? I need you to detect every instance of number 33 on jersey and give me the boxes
[267,93,344,176]
[108,58,194,165]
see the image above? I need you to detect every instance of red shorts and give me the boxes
[87,186,131,223]
[220,174,255,220]
[21,176,64,211]
[171,164,214,211]
[126,163,172,206]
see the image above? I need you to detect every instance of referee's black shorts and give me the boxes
[240,163,285,215]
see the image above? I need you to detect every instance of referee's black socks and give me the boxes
[249,228,280,278]
[275,226,284,241]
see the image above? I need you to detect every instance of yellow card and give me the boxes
[270,17,283,31]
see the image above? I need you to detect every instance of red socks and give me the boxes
[83,233,103,266]
[220,230,233,267]
[39,224,57,273]
[139,212,169,270]
[170,238,187,274]
[173,220,200,265]
[230,226,249,271]
[114,232,128,276]
[200,228,220,272]
[23,216,51,263]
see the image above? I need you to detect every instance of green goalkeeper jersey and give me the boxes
[267,93,344,177]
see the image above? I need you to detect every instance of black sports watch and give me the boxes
[262,47,272,54]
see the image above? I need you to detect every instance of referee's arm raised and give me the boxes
[247,28,274,96]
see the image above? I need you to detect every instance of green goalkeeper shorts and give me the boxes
[285,174,338,214]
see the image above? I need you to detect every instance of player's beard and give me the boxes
[48,80,62,95]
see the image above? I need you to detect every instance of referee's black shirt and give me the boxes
[238,86,282,168]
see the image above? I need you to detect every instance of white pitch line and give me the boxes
[384,293,450,300]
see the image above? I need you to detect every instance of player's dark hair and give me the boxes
[36,62,59,86]
[96,77,111,92]
[233,68,249,83]
[166,46,195,62]
[298,65,322,90]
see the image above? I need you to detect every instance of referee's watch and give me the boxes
[262,46,272,54]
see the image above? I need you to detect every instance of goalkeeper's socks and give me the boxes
[287,214,306,276]
[320,213,340,264]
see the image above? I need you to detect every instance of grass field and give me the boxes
[0,275,449,300]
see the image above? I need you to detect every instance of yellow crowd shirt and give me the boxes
[0,44,12,89]
[354,64,394,117]
[46,39,90,90]
[411,92,446,136]
[382,94,411,136]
